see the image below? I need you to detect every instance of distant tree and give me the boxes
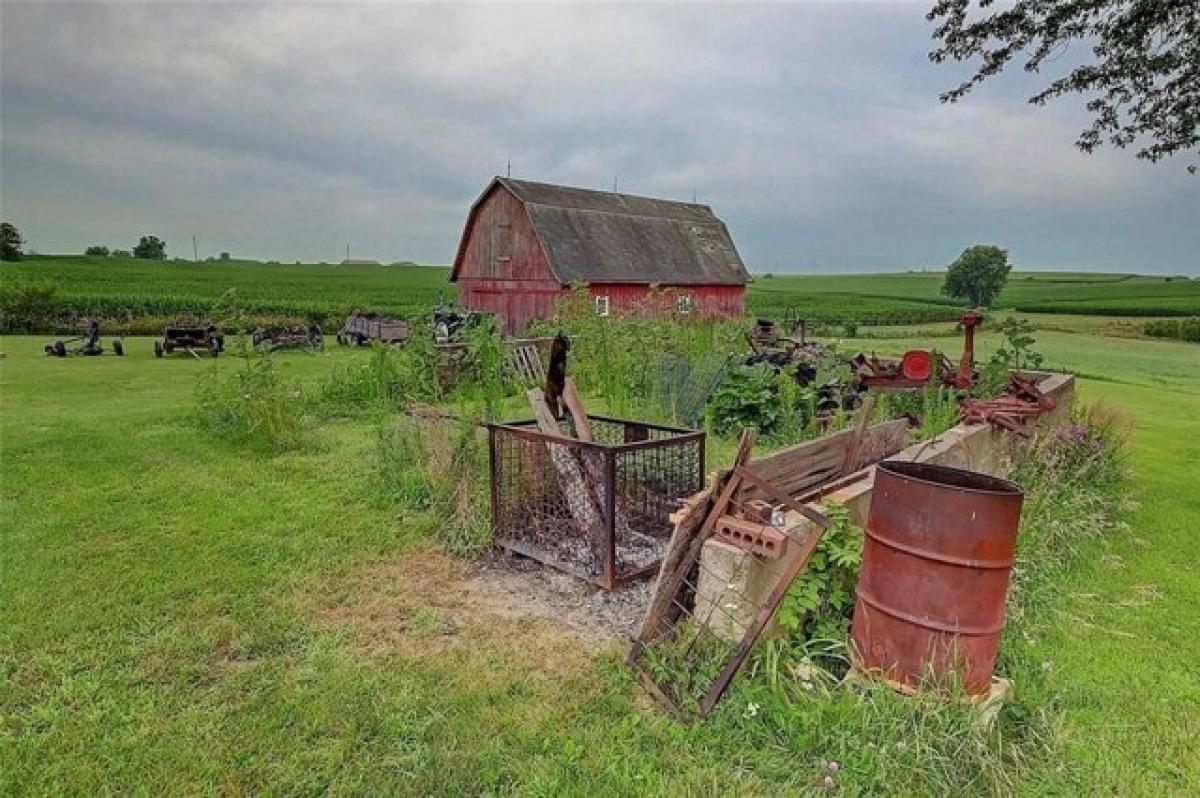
[1,223,24,261]
[219,252,231,261]
[133,235,167,260]
[928,0,1199,172]
[112,249,132,258]
[942,245,1011,308]
[85,245,110,257]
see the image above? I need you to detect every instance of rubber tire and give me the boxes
[54,341,67,357]
[113,340,124,357]
[154,341,164,358]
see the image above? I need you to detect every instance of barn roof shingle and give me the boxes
[452,177,749,286]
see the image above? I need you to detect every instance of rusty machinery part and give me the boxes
[852,311,985,392]
[960,374,1055,437]
[851,460,1023,696]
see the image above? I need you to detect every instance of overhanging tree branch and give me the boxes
[928,0,1199,172]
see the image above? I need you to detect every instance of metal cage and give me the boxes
[488,416,705,589]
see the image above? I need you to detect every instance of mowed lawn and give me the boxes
[1,324,1198,794]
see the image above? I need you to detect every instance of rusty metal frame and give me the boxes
[488,415,706,590]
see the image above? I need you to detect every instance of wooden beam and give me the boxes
[561,378,593,442]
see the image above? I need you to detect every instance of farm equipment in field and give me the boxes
[850,311,983,392]
[433,302,488,344]
[44,320,124,357]
[336,311,409,346]
[252,323,324,352]
[154,324,225,358]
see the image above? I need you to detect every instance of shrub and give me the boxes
[84,245,110,257]
[0,279,60,333]
[1144,317,1200,342]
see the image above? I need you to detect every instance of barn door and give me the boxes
[493,220,513,276]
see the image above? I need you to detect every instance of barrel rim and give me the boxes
[877,460,1022,497]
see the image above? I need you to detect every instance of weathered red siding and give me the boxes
[587,283,745,318]
[455,184,745,333]
[456,186,564,333]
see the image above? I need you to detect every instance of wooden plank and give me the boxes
[735,419,908,502]
[840,395,877,475]
[526,389,606,556]
[561,378,593,442]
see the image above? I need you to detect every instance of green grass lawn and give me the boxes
[1,322,1198,794]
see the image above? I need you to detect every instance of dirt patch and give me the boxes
[466,551,655,642]
[312,546,654,668]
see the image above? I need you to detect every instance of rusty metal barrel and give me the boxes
[850,461,1024,695]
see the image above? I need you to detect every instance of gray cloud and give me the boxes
[1,1,1195,273]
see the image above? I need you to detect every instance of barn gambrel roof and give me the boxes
[450,177,749,285]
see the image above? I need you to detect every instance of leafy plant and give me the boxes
[776,504,862,645]
[707,363,781,437]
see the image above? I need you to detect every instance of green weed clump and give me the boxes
[193,348,307,454]
[1006,404,1130,615]
[375,408,491,556]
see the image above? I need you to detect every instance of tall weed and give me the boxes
[193,348,307,454]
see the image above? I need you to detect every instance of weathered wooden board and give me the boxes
[735,418,908,503]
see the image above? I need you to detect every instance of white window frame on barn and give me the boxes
[676,294,693,315]
[595,295,610,317]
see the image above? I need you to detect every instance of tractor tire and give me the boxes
[154,341,164,358]
[113,339,125,356]
[54,341,68,357]
[355,333,367,346]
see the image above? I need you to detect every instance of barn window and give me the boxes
[595,295,610,317]
[676,294,693,315]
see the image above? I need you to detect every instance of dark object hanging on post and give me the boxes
[543,332,570,419]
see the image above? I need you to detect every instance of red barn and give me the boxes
[449,177,749,334]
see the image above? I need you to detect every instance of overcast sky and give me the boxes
[1,1,1196,274]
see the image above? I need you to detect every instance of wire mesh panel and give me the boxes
[488,416,705,589]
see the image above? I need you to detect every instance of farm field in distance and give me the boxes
[2,260,1199,794]
[4,254,1200,326]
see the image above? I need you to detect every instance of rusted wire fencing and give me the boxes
[488,416,705,589]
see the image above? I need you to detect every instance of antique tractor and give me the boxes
[154,324,225,358]
[44,320,124,357]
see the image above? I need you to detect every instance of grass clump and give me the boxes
[375,408,491,556]
[193,347,307,454]
[1143,316,1200,342]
